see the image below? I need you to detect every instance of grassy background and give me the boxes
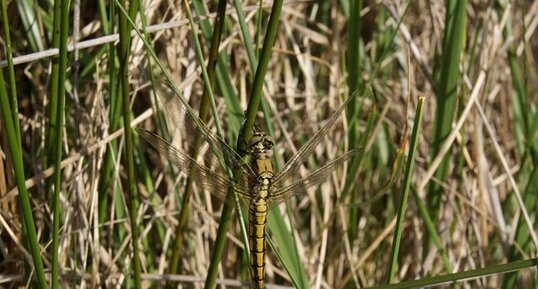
[0,0,537,288]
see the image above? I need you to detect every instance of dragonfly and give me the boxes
[137,85,360,289]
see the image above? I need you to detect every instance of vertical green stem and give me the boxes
[0,76,48,289]
[46,0,63,171]
[0,2,47,287]
[427,0,467,251]
[346,0,363,243]
[1,0,19,140]
[50,0,70,287]
[387,97,425,283]
[117,0,141,287]
[97,0,118,226]
[238,0,284,150]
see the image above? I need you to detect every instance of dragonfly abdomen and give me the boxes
[249,196,268,289]
[248,137,274,289]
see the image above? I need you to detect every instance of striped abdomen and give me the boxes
[249,197,268,289]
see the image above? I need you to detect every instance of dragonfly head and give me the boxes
[248,132,274,159]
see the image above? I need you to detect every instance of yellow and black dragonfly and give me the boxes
[137,85,360,289]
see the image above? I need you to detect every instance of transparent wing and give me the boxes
[137,128,252,203]
[156,83,256,182]
[268,147,361,207]
[273,95,355,186]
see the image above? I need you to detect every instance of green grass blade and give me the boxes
[46,0,63,175]
[182,1,223,136]
[502,165,538,288]
[368,258,538,289]
[268,211,309,289]
[346,0,363,243]
[0,74,48,289]
[0,2,47,287]
[386,97,424,283]
[50,0,70,287]
[412,189,454,273]
[193,0,243,121]
[500,8,537,283]
[15,0,44,52]
[347,0,363,95]
[232,0,258,74]
[239,0,283,149]
[1,0,20,139]
[427,0,467,249]
[132,3,167,275]
[116,0,141,287]
[97,1,119,226]
[203,204,235,289]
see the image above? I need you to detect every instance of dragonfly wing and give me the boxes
[156,83,256,181]
[137,128,251,203]
[268,147,361,208]
[273,95,355,185]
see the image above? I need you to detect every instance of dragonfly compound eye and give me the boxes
[249,135,263,147]
[263,137,274,150]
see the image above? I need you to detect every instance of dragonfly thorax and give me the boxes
[248,132,275,191]
[248,132,274,159]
